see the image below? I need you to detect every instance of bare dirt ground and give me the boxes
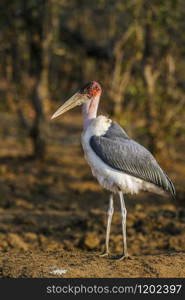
[0,112,185,277]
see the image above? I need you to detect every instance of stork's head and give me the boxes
[51,81,102,119]
[79,81,102,98]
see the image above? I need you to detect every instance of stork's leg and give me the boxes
[119,191,130,259]
[99,193,114,257]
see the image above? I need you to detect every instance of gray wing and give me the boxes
[90,121,175,198]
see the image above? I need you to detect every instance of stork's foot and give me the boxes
[99,251,110,258]
[99,251,133,260]
[110,254,133,261]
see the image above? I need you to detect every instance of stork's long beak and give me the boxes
[51,92,88,119]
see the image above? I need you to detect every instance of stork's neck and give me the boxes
[82,95,100,129]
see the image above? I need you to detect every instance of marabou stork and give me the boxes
[51,81,175,260]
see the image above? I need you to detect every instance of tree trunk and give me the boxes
[142,6,159,154]
[30,79,47,160]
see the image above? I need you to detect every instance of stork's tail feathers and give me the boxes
[164,172,176,199]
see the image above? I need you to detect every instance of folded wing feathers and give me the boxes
[90,135,175,198]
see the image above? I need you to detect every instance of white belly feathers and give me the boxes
[81,115,165,195]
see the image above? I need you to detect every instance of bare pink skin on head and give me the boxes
[80,81,102,98]
[81,81,102,129]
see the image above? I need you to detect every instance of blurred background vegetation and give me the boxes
[0,0,184,160]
